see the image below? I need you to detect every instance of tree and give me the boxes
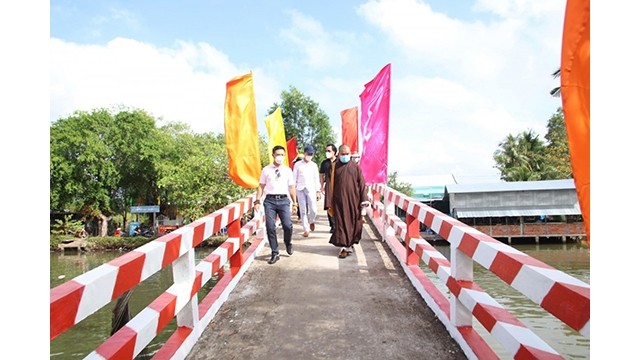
[387,171,414,197]
[155,122,253,222]
[543,107,572,179]
[493,130,549,181]
[267,86,336,166]
[50,107,162,236]
[493,106,574,182]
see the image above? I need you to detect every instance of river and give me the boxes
[50,241,589,359]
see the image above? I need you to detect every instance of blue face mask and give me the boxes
[339,155,351,163]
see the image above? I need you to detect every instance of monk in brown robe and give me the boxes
[327,144,369,258]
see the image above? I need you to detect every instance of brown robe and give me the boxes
[328,160,367,248]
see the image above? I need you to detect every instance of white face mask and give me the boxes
[304,155,313,162]
[352,157,360,164]
[274,155,284,164]
[325,151,333,159]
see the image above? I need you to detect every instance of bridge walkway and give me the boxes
[186,209,466,359]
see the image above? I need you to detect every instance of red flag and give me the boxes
[286,137,298,168]
[360,63,391,184]
[560,0,590,245]
[341,107,359,153]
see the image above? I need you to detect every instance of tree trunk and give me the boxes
[99,214,111,237]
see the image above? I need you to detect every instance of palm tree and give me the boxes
[550,68,561,97]
[493,130,547,181]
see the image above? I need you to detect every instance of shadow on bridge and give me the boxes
[186,210,465,359]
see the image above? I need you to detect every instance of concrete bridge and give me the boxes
[50,184,590,359]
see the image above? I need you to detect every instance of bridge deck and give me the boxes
[186,210,466,360]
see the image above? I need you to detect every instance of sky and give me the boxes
[5,1,640,357]
[48,0,569,185]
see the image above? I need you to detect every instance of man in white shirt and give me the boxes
[293,145,321,237]
[254,145,298,264]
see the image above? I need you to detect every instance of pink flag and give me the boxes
[341,107,359,153]
[360,63,391,184]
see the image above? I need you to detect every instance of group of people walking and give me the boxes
[253,143,370,264]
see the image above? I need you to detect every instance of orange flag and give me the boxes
[264,106,289,167]
[560,0,590,244]
[341,106,359,153]
[224,72,261,188]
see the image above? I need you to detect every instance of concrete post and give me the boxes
[173,246,198,329]
[228,218,243,275]
[450,244,473,327]
[405,212,420,266]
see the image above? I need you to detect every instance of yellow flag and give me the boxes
[264,107,289,167]
[224,72,261,188]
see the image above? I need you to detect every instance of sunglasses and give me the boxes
[275,169,281,178]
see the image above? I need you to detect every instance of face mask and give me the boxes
[325,151,333,159]
[339,155,351,163]
[274,155,284,164]
[304,155,313,162]
[352,157,360,164]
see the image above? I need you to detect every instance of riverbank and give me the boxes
[50,234,226,252]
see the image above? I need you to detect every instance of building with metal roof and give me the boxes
[443,179,585,243]
[445,179,581,219]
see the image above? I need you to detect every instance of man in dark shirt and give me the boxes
[319,143,337,233]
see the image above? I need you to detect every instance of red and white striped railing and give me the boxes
[50,194,265,359]
[367,183,589,360]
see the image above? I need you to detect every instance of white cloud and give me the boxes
[50,37,282,134]
[354,0,563,183]
[280,10,351,69]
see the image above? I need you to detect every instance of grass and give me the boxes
[50,234,227,252]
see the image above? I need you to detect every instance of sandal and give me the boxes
[338,248,348,258]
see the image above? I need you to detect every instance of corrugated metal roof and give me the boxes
[455,203,582,218]
[446,179,575,194]
[399,174,457,187]
[413,185,446,200]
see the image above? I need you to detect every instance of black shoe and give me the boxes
[286,244,293,255]
[267,254,280,264]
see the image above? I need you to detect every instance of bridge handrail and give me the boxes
[368,183,589,359]
[50,193,264,359]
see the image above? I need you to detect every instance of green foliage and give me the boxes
[50,106,161,220]
[387,171,414,197]
[155,123,252,222]
[543,107,572,179]
[51,215,84,235]
[267,86,336,166]
[493,107,572,181]
[50,106,254,234]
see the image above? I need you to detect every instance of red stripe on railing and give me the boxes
[515,345,564,360]
[149,292,178,332]
[189,221,206,247]
[192,271,204,298]
[94,326,137,360]
[50,281,84,340]
[109,251,146,300]
[158,233,183,268]
[153,326,193,360]
[473,303,524,331]
[541,282,590,331]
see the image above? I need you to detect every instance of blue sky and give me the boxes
[48,0,572,185]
